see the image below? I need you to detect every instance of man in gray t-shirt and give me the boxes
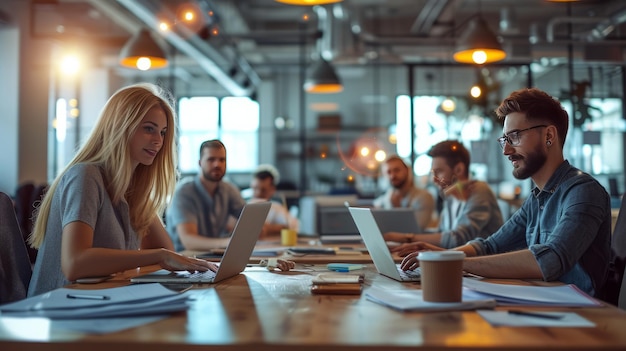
[166,140,246,251]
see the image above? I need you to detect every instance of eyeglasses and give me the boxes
[497,125,547,149]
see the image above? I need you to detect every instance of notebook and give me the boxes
[372,208,422,234]
[348,207,421,282]
[131,201,271,284]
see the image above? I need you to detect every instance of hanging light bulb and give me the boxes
[454,16,506,64]
[275,0,342,5]
[470,85,483,98]
[441,97,456,113]
[304,58,343,93]
[119,29,168,70]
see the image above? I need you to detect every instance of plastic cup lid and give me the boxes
[418,251,466,261]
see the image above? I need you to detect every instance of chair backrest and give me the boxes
[619,267,626,310]
[0,192,32,303]
[605,195,626,306]
[613,195,626,260]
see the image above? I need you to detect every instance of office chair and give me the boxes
[606,195,626,307]
[0,192,32,303]
[617,271,626,310]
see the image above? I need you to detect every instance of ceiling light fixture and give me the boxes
[304,58,343,94]
[119,29,168,71]
[453,16,506,65]
[275,0,342,5]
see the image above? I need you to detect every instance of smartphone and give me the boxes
[75,275,113,284]
[288,247,336,255]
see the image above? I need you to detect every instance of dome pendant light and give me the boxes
[275,0,342,5]
[304,58,343,94]
[119,29,168,71]
[453,16,506,65]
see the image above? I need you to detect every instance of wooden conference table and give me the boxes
[2,243,626,351]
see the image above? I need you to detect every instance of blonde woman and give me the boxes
[28,83,212,296]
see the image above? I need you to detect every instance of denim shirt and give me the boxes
[468,161,611,297]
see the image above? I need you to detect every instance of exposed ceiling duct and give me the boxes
[585,6,626,41]
[116,0,260,96]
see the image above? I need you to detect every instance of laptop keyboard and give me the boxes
[178,270,216,279]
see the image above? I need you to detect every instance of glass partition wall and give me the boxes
[272,62,625,198]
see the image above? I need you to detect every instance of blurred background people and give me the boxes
[373,155,435,230]
[385,140,503,252]
[246,164,299,237]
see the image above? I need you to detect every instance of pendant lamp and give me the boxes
[453,16,506,65]
[304,58,343,93]
[119,29,168,71]
[275,0,342,5]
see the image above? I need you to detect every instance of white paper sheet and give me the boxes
[0,283,190,319]
[1,283,178,311]
[462,278,601,307]
[477,310,596,327]
[365,286,497,312]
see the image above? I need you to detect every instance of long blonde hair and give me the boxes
[29,83,177,248]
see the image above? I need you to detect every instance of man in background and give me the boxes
[247,164,298,237]
[166,139,246,251]
[373,155,435,230]
[384,140,503,250]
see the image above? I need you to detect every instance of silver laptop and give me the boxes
[348,207,421,282]
[372,208,422,234]
[131,201,271,284]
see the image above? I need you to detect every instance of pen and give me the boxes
[507,310,563,320]
[66,293,110,300]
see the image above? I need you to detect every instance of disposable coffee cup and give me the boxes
[281,228,297,246]
[418,251,466,302]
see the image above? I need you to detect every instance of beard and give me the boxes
[437,175,457,197]
[391,177,408,189]
[202,168,225,182]
[510,144,546,180]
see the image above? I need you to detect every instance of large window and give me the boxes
[395,95,487,177]
[178,96,259,174]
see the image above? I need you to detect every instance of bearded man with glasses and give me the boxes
[399,88,611,298]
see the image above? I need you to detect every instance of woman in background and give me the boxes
[28,83,212,296]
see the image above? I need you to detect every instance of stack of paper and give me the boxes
[461,278,602,307]
[0,283,190,319]
[364,286,497,312]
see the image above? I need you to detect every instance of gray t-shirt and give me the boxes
[166,176,246,251]
[438,180,503,248]
[28,163,139,296]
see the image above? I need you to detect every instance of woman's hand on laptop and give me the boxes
[390,241,443,257]
[159,249,216,273]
